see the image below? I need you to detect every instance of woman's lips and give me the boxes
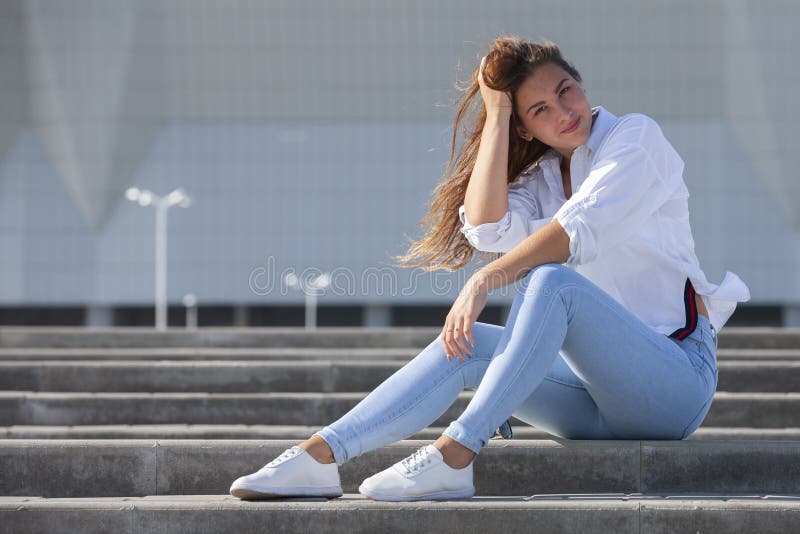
[562,117,580,134]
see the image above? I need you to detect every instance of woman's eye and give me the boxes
[534,87,570,116]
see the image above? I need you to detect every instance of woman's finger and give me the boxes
[451,325,464,360]
[453,317,473,358]
[447,325,465,362]
[443,323,457,361]
[450,323,466,360]
[451,322,467,358]
[464,319,476,350]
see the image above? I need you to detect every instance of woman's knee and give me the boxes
[422,321,503,363]
[467,321,505,356]
[518,263,575,295]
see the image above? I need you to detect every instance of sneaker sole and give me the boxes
[358,485,475,502]
[230,486,343,500]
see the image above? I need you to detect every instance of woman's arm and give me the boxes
[463,112,511,224]
[441,220,570,360]
[458,182,545,253]
[473,219,571,292]
[463,56,513,225]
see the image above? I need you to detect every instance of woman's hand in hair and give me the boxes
[477,55,513,117]
[442,273,489,362]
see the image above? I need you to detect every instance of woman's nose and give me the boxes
[559,107,574,127]
[559,102,573,119]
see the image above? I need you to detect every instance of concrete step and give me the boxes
[4,424,800,440]
[0,347,421,361]
[0,347,798,361]
[0,360,408,393]
[5,494,800,534]
[0,327,444,349]
[0,391,797,428]
[717,349,800,361]
[715,361,800,391]
[2,494,800,534]
[1,326,799,349]
[0,360,797,393]
[2,439,800,498]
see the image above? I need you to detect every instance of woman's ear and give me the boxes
[515,124,532,142]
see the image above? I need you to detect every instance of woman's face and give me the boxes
[513,62,592,159]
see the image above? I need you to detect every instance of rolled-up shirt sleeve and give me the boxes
[554,115,683,267]
[458,183,552,253]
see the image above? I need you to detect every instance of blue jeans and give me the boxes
[315,263,719,464]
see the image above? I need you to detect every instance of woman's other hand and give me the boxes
[442,273,489,361]
[477,55,513,116]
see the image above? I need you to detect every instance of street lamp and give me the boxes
[182,293,198,330]
[284,272,331,329]
[125,187,192,330]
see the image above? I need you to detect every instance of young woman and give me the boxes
[229,36,750,502]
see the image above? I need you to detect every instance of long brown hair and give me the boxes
[391,36,583,272]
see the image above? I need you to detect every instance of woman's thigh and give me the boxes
[509,263,715,439]
[511,352,618,439]
[464,325,615,439]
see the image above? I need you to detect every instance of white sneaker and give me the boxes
[358,444,475,501]
[229,446,343,499]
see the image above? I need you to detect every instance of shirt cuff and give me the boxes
[458,204,512,249]
[554,196,598,267]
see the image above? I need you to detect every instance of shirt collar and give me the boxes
[585,105,618,155]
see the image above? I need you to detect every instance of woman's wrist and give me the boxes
[474,263,520,293]
[486,108,513,122]
[469,269,492,295]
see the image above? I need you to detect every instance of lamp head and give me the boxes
[167,188,191,208]
[137,191,154,207]
[125,187,140,202]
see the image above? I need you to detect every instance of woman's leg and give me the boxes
[511,313,717,441]
[308,290,622,465]
[442,262,717,454]
[509,350,619,440]
[311,322,505,465]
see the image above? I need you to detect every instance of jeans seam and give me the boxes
[680,323,717,438]
[672,327,710,376]
[544,375,587,390]
[680,393,714,439]
[693,326,717,375]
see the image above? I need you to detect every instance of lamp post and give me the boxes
[284,272,331,329]
[183,293,198,330]
[125,187,192,330]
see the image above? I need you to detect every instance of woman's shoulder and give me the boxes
[598,111,684,176]
[602,111,666,148]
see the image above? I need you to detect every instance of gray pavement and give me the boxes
[3,494,800,534]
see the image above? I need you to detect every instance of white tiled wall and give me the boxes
[0,0,796,311]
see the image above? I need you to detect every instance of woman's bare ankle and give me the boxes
[433,435,476,469]
[297,435,336,464]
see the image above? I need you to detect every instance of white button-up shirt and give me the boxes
[458,105,751,335]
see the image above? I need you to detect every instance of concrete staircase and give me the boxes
[1,326,799,533]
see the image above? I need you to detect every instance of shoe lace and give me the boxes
[400,447,433,474]
[265,447,300,468]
